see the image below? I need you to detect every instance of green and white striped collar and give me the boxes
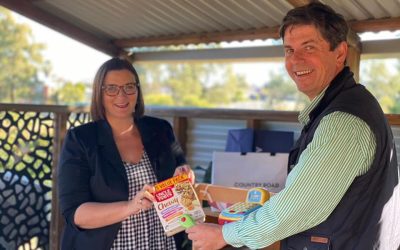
[298,87,328,125]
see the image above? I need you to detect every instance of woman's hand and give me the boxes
[174,164,195,184]
[128,184,155,215]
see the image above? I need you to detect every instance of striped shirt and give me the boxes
[222,89,376,249]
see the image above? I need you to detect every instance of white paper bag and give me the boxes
[211,152,288,193]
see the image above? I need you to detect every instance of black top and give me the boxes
[57,116,186,250]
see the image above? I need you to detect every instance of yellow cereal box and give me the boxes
[154,174,205,236]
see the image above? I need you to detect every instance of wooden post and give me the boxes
[173,116,188,154]
[346,29,362,83]
[50,111,69,250]
[246,119,261,130]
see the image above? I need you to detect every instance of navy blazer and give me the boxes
[57,116,187,250]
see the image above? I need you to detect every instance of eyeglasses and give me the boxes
[102,83,139,96]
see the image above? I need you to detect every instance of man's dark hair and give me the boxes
[279,2,348,50]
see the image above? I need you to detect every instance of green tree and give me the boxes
[0,7,50,103]
[164,63,206,106]
[137,62,167,94]
[145,94,174,106]
[206,67,248,105]
[260,67,308,110]
[137,62,249,107]
[390,60,400,113]
[361,59,400,113]
[51,80,88,105]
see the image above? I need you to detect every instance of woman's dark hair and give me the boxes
[90,57,145,121]
[279,2,348,50]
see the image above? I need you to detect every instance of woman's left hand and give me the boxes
[174,164,195,184]
[129,184,155,215]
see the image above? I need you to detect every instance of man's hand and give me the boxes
[186,223,227,250]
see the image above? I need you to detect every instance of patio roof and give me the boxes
[0,0,399,57]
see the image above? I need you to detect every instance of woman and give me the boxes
[58,58,193,249]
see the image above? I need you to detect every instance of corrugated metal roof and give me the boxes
[31,0,289,38]
[1,0,399,55]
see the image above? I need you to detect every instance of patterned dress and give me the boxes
[111,151,177,250]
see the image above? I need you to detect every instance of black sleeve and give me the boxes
[57,129,92,230]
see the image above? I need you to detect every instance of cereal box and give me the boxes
[153,174,205,236]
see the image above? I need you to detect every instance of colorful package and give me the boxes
[153,174,205,236]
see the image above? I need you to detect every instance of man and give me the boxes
[187,2,399,250]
